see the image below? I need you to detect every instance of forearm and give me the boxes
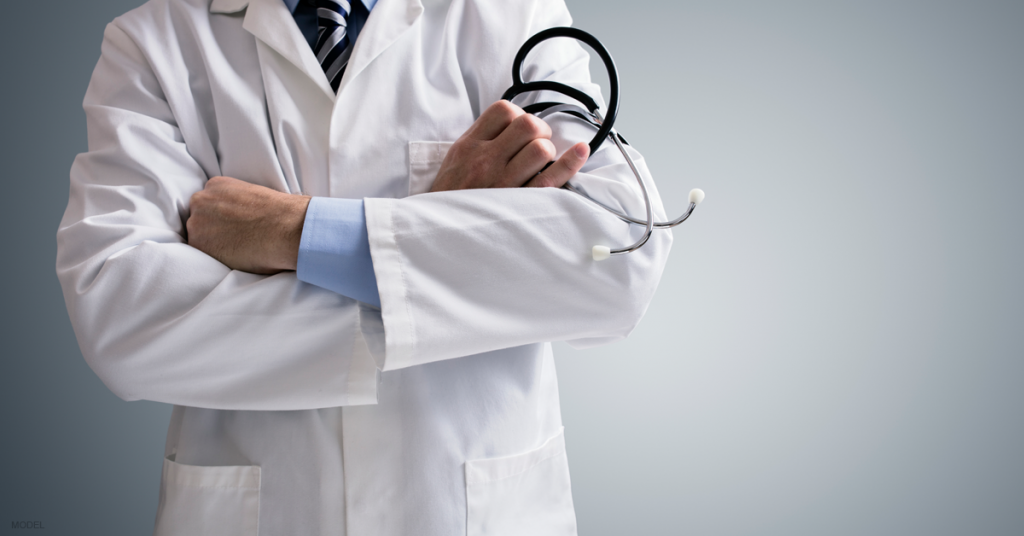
[365,144,672,370]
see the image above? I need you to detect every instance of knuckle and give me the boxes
[531,115,552,137]
[517,114,548,138]
[539,139,556,160]
[527,139,555,162]
[490,99,513,112]
[494,99,519,114]
[490,100,520,123]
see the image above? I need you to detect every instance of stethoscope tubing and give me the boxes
[502,27,619,158]
[565,181,698,229]
[503,27,701,259]
[533,104,697,229]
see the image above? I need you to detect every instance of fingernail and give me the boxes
[575,143,589,158]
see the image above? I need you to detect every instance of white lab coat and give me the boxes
[56,0,672,533]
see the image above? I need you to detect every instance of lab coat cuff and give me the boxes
[364,197,416,371]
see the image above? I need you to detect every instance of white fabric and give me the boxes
[466,428,577,536]
[154,454,262,536]
[55,0,672,534]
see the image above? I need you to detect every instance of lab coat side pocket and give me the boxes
[408,141,454,196]
[465,428,578,536]
[153,454,261,536]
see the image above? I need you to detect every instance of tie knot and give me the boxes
[317,0,351,17]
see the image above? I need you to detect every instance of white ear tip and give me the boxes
[592,245,611,261]
[688,188,705,205]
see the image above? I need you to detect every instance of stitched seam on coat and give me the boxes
[391,201,417,365]
[348,303,363,404]
[466,450,565,486]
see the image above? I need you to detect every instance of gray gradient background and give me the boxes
[1,1,1022,534]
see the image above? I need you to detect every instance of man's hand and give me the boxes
[430,100,590,192]
[187,101,587,274]
[186,176,310,274]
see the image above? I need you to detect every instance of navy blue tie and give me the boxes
[314,0,353,92]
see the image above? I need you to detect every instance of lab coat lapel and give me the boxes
[338,0,424,93]
[241,0,337,101]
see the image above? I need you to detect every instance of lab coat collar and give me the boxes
[338,0,423,93]
[281,0,379,14]
[241,0,337,99]
[210,0,248,14]
[211,0,382,15]
[211,0,423,101]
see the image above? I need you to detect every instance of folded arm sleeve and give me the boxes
[55,22,378,410]
[364,0,674,370]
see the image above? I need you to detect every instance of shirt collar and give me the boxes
[283,0,377,13]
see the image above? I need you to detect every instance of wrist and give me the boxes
[273,193,311,271]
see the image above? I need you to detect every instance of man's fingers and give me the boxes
[436,102,583,191]
[465,100,524,140]
[500,138,557,187]
[491,113,552,162]
[524,142,590,188]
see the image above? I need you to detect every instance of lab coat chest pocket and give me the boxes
[408,141,454,196]
[465,428,578,536]
[153,454,261,536]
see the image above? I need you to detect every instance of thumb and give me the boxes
[524,142,589,188]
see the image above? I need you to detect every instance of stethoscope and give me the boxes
[501,27,705,261]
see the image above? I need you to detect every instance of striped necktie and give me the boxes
[314,0,354,92]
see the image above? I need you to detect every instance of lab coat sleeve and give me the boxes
[363,0,674,371]
[55,22,379,410]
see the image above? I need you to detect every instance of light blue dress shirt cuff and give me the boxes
[297,197,381,308]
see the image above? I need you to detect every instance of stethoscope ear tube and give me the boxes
[501,27,619,158]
